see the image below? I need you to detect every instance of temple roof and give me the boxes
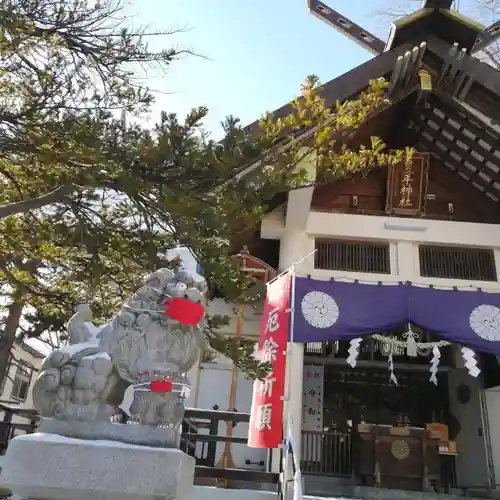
[244,13,500,205]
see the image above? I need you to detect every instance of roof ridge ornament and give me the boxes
[309,0,483,55]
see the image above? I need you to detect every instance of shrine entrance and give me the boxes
[294,277,500,493]
[300,335,480,492]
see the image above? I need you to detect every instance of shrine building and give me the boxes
[188,0,500,497]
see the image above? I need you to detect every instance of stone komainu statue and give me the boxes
[32,266,207,429]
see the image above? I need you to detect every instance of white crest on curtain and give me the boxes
[301,291,339,328]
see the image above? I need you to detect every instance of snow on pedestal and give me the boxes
[0,433,195,500]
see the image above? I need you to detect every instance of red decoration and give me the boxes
[164,297,205,326]
[248,272,290,449]
[150,380,173,393]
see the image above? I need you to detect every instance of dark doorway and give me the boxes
[322,366,449,431]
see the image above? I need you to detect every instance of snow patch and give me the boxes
[85,352,111,361]
[15,432,177,451]
[24,337,51,356]
[60,341,101,357]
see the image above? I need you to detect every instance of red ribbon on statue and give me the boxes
[150,379,173,393]
[248,272,291,448]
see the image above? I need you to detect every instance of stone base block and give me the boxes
[39,417,180,448]
[0,433,194,500]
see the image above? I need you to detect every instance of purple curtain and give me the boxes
[293,277,500,355]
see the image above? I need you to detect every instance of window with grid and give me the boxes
[10,360,33,402]
[419,245,497,281]
[315,239,391,274]
[0,354,13,398]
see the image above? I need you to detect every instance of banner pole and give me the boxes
[289,267,296,344]
[283,268,295,404]
[283,267,296,461]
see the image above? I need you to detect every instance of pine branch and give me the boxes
[0,184,72,219]
[0,262,68,298]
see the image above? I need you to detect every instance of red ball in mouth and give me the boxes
[164,297,205,326]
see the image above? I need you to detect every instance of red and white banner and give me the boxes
[248,272,291,448]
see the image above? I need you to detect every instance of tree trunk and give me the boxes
[0,297,24,390]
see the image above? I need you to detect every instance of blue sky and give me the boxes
[126,0,397,137]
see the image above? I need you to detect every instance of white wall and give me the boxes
[194,358,267,470]
[263,210,500,290]
[448,368,489,488]
[484,388,500,487]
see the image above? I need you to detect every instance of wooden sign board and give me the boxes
[385,153,430,215]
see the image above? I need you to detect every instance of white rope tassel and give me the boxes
[388,352,398,386]
[429,345,441,386]
[346,338,362,368]
[461,347,481,378]
[403,325,419,357]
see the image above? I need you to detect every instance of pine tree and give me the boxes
[0,0,408,384]
[0,0,186,385]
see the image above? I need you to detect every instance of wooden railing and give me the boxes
[181,408,249,467]
[301,430,352,477]
[0,403,39,455]
[181,408,278,486]
[301,429,457,491]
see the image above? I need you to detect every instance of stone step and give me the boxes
[304,497,356,500]
[302,476,494,500]
[304,491,492,500]
[304,475,353,486]
[195,465,278,485]
[303,474,356,498]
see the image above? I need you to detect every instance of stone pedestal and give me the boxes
[0,433,195,500]
[38,417,180,448]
